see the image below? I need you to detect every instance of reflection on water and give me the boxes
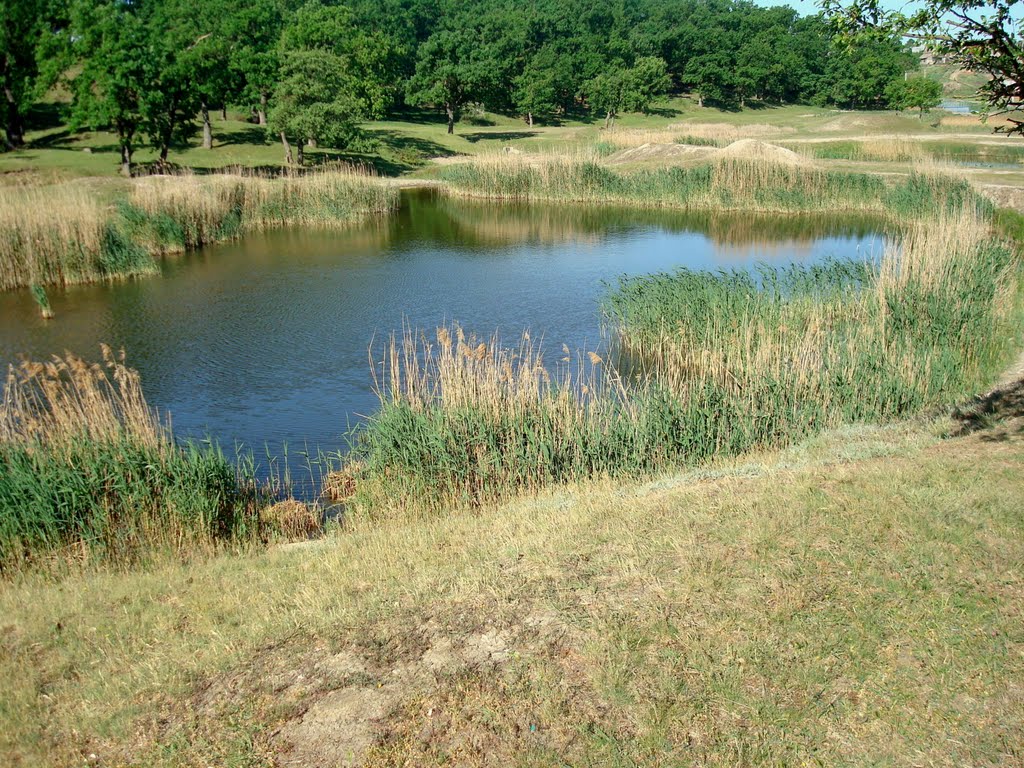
[0,189,887,484]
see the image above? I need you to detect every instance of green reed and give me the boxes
[439,155,991,220]
[0,351,269,571]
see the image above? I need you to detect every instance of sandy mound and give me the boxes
[607,142,715,164]
[712,139,807,166]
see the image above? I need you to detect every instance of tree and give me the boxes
[69,0,150,175]
[407,28,494,134]
[513,49,559,126]
[269,50,363,164]
[0,0,64,149]
[584,56,670,127]
[820,35,916,109]
[886,76,942,116]
[269,3,392,165]
[823,0,1024,133]
[228,0,288,126]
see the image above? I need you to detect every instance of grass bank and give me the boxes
[0,168,398,290]
[0,348,282,571]
[2,418,1022,765]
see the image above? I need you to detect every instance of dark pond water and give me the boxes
[0,190,887,487]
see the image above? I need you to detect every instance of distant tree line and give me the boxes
[2,0,933,172]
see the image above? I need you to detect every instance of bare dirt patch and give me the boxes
[606,142,713,164]
[271,624,525,766]
[712,138,807,166]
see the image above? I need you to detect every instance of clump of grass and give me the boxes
[439,153,991,220]
[0,347,267,570]
[0,183,156,290]
[29,284,53,319]
[345,325,704,514]
[242,167,398,229]
[673,135,724,147]
[123,167,398,252]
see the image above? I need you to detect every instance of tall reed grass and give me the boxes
[439,153,990,219]
[0,184,154,290]
[0,348,266,570]
[1,168,399,289]
[124,167,399,252]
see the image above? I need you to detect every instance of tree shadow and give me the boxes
[365,129,462,175]
[949,377,1024,441]
[463,131,539,143]
[218,126,272,147]
[644,105,683,119]
[25,102,67,132]
[384,106,448,126]
[27,129,77,148]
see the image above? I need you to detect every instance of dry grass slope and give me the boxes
[0,416,1021,766]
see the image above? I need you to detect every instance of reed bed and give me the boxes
[439,152,989,219]
[1,168,399,288]
[0,184,154,290]
[606,206,1018,421]
[346,324,708,514]
[123,168,399,253]
[0,348,265,570]
[344,203,1020,515]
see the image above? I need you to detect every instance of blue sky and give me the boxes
[753,0,927,19]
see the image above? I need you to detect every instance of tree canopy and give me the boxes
[823,0,1023,132]
[2,0,939,168]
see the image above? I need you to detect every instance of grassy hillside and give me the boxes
[1,409,1022,766]
[1,97,1015,183]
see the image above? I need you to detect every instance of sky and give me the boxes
[753,0,928,19]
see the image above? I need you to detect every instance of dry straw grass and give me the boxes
[0,345,162,449]
[603,122,795,148]
[0,184,113,290]
[1,167,398,287]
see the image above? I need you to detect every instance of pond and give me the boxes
[0,190,887,489]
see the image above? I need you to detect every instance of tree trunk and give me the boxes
[221,105,228,121]
[120,143,133,177]
[697,93,704,108]
[306,138,317,148]
[604,111,614,129]
[446,103,455,134]
[296,141,304,166]
[280,132,293,164]
[258,93,268,126]
[2,80,24,147]
[201,102,213,149]
[527,112,534,127]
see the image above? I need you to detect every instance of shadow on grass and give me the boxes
[463,131,539,143]
[218,126,273,147]
[366,130,462,175]
[645,106,684,119]
[950,377,1024,441]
